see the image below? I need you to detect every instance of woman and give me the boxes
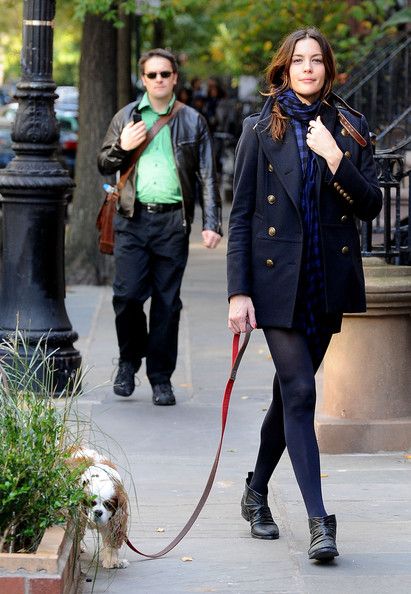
[227,28,382,562]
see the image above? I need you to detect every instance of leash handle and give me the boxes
[126,329,252,559]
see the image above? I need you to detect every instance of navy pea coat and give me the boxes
[227,97,383,328]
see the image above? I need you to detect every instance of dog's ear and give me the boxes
[106,488,128,549]
[104,497,118,514]
[100,458,118,470]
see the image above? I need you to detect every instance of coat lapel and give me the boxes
[256,119,303,211]
[255,101,338,208]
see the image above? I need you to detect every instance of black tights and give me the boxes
[249,328,333,518]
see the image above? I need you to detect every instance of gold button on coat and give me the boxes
[268,227,276,236]
[341,128,348,136]
[268,163,273,172]
[349,199,354,205]
[341,215,348,223]
[341,246,350,254]
[344,150,351,158]
[266,259,274,267]
[267,194,276,204]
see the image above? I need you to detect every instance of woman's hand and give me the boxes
[306,115,343,174]
[120,121,147,151]
[228,295,256,334]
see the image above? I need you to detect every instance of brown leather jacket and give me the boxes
[97,101,222,234]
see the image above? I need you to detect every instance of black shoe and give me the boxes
[241,472,279,540]
[152,382,176,406]
[308,514,339,562]
[113,360,137,397]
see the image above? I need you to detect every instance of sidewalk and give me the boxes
[66,220,411,594]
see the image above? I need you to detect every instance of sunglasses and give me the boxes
[144,71,173,79]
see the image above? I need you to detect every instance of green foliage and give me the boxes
[159,0,398,78]
[54,2,82,86]
[0,0,403,87]
[71,0,165,21]
[0,333,87,553]
[0,2,22,83]
[382,6,411,28]
[0,2,81,86]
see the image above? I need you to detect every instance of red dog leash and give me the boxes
[125,330,252,558]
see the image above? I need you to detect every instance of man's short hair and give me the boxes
[139,49,178,74]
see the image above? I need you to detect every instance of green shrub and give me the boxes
[0,333,87,553]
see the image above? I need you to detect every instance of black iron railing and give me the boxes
[375,106,411,150]
[338,31,411,265]
[360,137,411,265]
[338,33,411,140]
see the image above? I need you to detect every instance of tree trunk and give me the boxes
[117,11,133,108]
[152,18,165,48]
[65,14,117,285]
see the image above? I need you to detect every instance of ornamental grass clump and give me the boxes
[0,332,87,554]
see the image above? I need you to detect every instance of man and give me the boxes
[98,48,222,406]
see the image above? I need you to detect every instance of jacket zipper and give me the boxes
[171,139,187,232]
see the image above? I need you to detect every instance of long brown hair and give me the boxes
[265,28,336,140]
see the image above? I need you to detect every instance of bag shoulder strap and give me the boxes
[329,92,367,148]
[117,100,184,191]
[337,110,367,148]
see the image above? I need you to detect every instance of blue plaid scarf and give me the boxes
[276,88,320,173]
[276,89,325,352]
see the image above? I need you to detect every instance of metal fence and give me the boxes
[338,32,411,142]
[315,31,411,265]
[360,138,410,265]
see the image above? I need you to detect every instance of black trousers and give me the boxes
[112,207,189,386]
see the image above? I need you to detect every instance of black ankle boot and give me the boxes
[241,472,279,540]
[308,514,339,561]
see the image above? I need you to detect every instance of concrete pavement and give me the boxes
[65,219,411,594]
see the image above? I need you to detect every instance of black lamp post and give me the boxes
[0,0,81,391]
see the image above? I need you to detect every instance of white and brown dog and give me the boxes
[71,447,129,569]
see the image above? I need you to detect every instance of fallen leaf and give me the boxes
[404,454,411,460]
[216,480,234,488]
[181,556,193,562]
[261,407,267,411]
[156,527,165,533]
[320,473,329,478]
[227,448,237,453]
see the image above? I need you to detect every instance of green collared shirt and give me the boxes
[136,93,182,204]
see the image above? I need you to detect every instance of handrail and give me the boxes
[377,134,411,154]
[376,106,411,145]
[340,35,410,100]
[338,33,407,92]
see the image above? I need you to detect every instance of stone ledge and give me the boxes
[0,525,80,594]
[362,259,411,313]
[316,415,411,454]
[0,526,65,573]
[363,258,411,277]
